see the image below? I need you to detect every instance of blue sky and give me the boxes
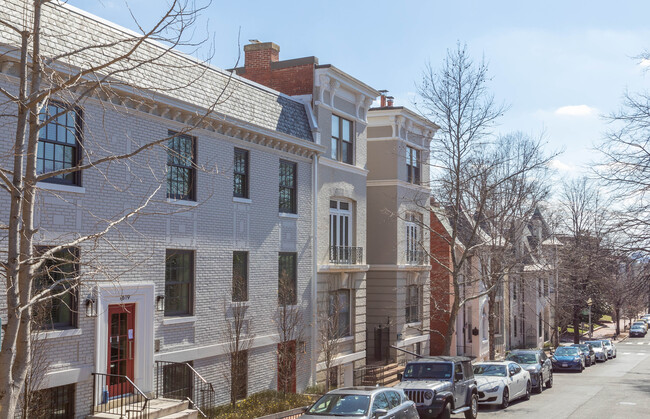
[69,0,650,176]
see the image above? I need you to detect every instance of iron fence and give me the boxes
[91,372,150,418]
[329,246,363,264]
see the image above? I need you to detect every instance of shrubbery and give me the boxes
[210,390,315,419]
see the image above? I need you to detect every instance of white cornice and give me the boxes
[369,264,432,272]
[366,136,429,152]
[367,179,431,193]
[319,157,369,177]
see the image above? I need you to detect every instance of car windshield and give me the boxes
[403,362,453,380]
[631,326,643,330]
[306,394,370,416]
[473,364,507,377]
[571,345,587,351]
[505,353,537,364]
[586,341,602,348]
[555,347,579,356]
[602,341,611,347]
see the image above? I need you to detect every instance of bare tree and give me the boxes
[0,1,239,416]
[317,288,348,391]
[275,276,305,394]
[223,297,254,407]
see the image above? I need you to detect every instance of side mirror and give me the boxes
[397,372,403,381]
[374,408,388,418]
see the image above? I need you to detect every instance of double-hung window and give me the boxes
[232,251,248,302]
[164,250,194,316]
[331,115,353,164]
[279,160,297,214]
[405,213,422,264]
[233,148,249,198]
[34,247,79,329]
[405,285,420,323]
[329,200,352,262]
[167,132,196,200]
[37,102,81,185]
[278,253,297,305]
[328,290,351,338]
[406,146,420,184]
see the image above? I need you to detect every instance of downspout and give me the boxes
[311,152,318,386]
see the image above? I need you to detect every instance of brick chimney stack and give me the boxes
[244,42,280,71]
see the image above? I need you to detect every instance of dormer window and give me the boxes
[407,146,420,184]
[331,115,353,164]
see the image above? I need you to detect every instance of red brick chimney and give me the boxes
[244,42,280,72]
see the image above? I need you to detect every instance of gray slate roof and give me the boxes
[0,0,313,142]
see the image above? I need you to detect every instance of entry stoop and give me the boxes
[361,362,404,387]
[88,397,198,419]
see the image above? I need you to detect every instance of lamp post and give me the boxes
[587,298,593,338]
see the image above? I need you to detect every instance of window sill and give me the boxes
[36,182,85,194]
[279,212,299,219]
[406,321,422,328]
[162,316,197,325]
[38,328,83,340]
[165,198,198,207]
[233,197,252,204]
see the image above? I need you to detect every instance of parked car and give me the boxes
[504,349,553,393]
[473,361,531,409]
[630,324,647,337]
[584,340,608,362]
[632,321,648,332]
[551,346,584,372]
[395,356,478,419]
[571,343,596,366]
[303,386,419,419]
[601,339,617,359]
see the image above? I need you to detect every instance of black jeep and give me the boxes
[395,356,478,419]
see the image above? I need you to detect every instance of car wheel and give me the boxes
[524,381,531,400]
[437,402,451,419]
[464,393,478,419]
[546,373,553,388]
[534,374,543,393]
[501,387,510,409]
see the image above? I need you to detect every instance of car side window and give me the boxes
[454,363,463,381]
[514,365,522,374]
[372,393,390,413]
[385,391,401,409]
[539,352,546,362]
[462,361,474,379]
[508,364,516,376]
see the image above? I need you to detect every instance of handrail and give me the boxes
[92,372,150,418]
[186,397,208,418]
[155,360,216,417]
[185,362,213,390]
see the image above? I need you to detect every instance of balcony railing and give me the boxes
[329,246,363,265]
[405,250,428,265]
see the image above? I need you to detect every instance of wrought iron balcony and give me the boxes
[405,250,428,265]
[329,246,363,265]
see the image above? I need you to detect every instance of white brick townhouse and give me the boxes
[0,1,324,417]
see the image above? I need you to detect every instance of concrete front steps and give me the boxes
[88,397,198,419]
[361,363,404,387]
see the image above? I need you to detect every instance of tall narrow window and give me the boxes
[406,146,420,184]
[278,253,297,305]
[165,250,194,316]
[331,115,353,164]
[405,285,420,323]
[233,148,249,198]
[538,313,543,338]
[37,102,81,185]
[514,316,518,337]
[167,132,196,200]
[32,383,75,418]
[279,160,297,214]
[328,290,351,338]
[34,247,79,329]
[231,350,248,401]
[405,213,422,264]
[232,252,248,302]
[329,200,353,263]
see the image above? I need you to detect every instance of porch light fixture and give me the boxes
[156,295,165,312]
[85,297,97,317]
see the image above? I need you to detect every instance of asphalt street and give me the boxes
[453,333,650,418]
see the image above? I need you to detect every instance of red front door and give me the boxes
[107,304,135,398]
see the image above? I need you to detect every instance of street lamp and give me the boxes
[587,298,593,338]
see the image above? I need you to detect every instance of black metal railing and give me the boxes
[405,250,428,265]
[155,361,215,418]
[92,372,150,418]
[494,334,504,347]
[329,246,363,264]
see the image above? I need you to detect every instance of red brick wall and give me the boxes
[429,211,454,355]
[241,49,314,96]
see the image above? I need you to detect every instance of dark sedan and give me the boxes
[551,346,584,372]
[571,343,596,366]
[630,325,647,337]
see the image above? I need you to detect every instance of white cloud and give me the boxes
[640,59,650,68]
[554,105,597,117]
[549,159,576,172]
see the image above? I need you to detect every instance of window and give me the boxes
[512,280,517,300]
[538,278,542,298]
[494,301,502,334]
[406,146,420,184]
[454,362,463,381]
[279,160,297,213]
[513,316,517,338]
[37,102,81,185]
[231,350,248,401]
[34,247,79,329]
[371,392,390,414]
[330,199,351,249]
[405,213,422,263]
[233,148,249,198]
[331,114,353,164]
[328,290,351,338]
[405,285,420,323]
[165,250,194,316]
[385,391,401,409]
[232,252,248,302]
[32,384,75,418]
[278,253,297,305]
[328,365,339,389]
[539,313,543,338]
[167,132,196,200]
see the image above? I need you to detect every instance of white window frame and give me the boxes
[330,200,352,249]
[405,285,420,324]
[405,213,422,263]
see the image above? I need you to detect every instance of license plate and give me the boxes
[562,363,568,367]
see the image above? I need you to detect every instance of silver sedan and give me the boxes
[302,386,419,419]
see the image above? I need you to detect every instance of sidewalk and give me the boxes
[581,318,628,342]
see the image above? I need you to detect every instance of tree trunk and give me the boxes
[573,307,580,344]
[615,307,621,335]
[487,291,496,359]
